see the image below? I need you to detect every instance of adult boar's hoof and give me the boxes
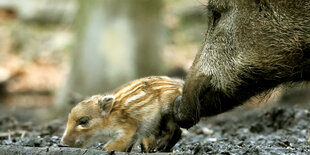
[173,96,199,129]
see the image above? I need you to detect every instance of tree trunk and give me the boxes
[127,0,164,77]
[53,0,164,115]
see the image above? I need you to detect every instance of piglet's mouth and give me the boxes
[61,137,84,148]
[73,140,84,147]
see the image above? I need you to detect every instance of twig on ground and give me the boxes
[8,130,11,141]
[0,130,28,138]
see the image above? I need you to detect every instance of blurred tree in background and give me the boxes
[54,0,164,113]
[0,0,205,120]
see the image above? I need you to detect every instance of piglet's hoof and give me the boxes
[173,96,197,129]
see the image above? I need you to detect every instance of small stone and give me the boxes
[51,136,60,143]
[207,138,217,142]
[51,136,59,140]
[181,128,190,136]
[202,127,214,135]
[3,140,13,145]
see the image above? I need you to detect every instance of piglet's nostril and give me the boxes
[173,96,182,121]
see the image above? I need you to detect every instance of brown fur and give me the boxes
[174,0,310,128]
[62,76,183,152]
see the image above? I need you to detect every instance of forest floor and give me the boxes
[0,100,309,154]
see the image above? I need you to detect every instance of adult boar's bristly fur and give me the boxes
[174,0,310,128]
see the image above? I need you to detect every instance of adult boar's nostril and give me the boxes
[173,96,182,118]
[174,96,182,107]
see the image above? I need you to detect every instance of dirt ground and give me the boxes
[0,95,309,154]
[175,104,310,154]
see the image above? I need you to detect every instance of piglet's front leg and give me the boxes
[103,128,136,152]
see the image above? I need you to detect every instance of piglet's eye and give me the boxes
[76,116,91,126]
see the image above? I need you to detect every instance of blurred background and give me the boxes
[0,0,208,121]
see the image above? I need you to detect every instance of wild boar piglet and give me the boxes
[62,76,183,152]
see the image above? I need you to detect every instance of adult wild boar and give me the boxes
[174,0,310,128]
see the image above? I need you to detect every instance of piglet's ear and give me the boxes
[98,95,115,117]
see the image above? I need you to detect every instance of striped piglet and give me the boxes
[61,76,184,152]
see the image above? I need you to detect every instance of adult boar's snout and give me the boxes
[173,96,199,129]
[173,74,212,129]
